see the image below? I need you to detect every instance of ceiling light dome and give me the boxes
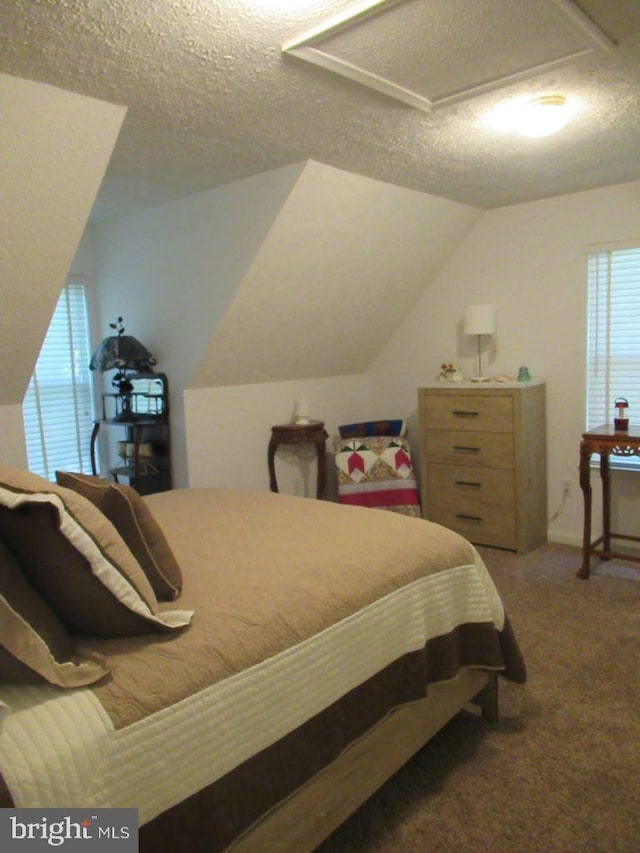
[485,93,576,138]
[518,95,569,137]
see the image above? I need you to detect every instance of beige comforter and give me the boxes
[0,487,525,850]
[87,488,523,729]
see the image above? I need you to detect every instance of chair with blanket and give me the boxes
[333,419,421,517]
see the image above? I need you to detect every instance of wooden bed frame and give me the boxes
[227,669,496,852]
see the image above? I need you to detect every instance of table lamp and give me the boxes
[89,317,156,421]
[464,305,495,382]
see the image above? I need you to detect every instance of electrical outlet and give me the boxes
[562,479,572,497]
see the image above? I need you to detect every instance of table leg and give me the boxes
[578,439,592,579]
[268,435,279,493]
[315,433,327,500]
[132,426,142,482]
[600,451,611,557]
[90,422,100,476]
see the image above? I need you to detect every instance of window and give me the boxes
[22,278,95,480]
[586,244,640,466]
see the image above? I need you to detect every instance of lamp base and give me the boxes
[114,395,138,422]
[471,376,491,383]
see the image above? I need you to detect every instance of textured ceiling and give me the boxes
[0,0,639,220]
[283,0,616,109]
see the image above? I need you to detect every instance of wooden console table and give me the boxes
[268,420,328,499]
[578,424,640,578]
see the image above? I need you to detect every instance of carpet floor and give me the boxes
[317,544,640,853]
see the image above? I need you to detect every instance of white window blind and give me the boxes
[22,279,95,481]
[586,245,640,465]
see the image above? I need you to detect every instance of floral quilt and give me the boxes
[333,436,421,516]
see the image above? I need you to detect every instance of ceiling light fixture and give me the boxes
[486,94,575,138]
[517,95,570,137]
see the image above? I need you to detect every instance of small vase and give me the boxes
[517,366,531,382]
[439,370,460,382]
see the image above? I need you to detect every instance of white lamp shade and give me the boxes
[464,305,495,336]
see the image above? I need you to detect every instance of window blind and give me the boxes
[23,279,95,481]
[586,246,640,465]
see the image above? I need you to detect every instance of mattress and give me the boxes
[0,488,525,848]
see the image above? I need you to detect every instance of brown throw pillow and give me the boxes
[0,537,111,687]
[55,471,109,511]
[0,464,192,638]
[56,472,182,601]
[102,485,182,601]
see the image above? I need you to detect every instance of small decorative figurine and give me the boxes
[517,366,531,382]
[439,363,462,382]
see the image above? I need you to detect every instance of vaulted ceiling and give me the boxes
[1,0,639,221]
[0,73,124,405]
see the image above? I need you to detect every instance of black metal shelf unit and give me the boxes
[90,373,171,496]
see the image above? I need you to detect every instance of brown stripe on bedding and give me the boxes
[0,621,525,821]
[139,619,522,853]
[427,616,526,685]
[0,773,12,807]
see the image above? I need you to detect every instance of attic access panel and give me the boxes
[282,0,615,111]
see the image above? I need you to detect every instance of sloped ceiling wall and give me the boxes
[0,73,125,406]
[93,162,306,397]
[188,161,481,387]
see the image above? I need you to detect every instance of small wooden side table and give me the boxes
[268,420,328,499]
[578,424,640,578]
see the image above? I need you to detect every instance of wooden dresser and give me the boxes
[417,382,547,553]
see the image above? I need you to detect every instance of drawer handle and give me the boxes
[452,410,480,417]
[456,513,483,522]
[452,445,480,453]
[455,480,482,488]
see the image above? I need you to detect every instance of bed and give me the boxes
[0,463,525,852]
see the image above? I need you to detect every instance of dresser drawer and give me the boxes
[422,394,513,432]
[426,465,515,516]
[417,383,547,553]
[425,430,514,469]
[427,506,517,551]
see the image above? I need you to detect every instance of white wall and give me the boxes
[69,227,104,355]
[369,179,640,546]
[0,405,27,468]
[93,161,478,489]
[192,160,480,387]
[0,74,124,466]
[93,164,306,486]
[185,374,373,496]
[0,74,125,409]
[61,166,640,551]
